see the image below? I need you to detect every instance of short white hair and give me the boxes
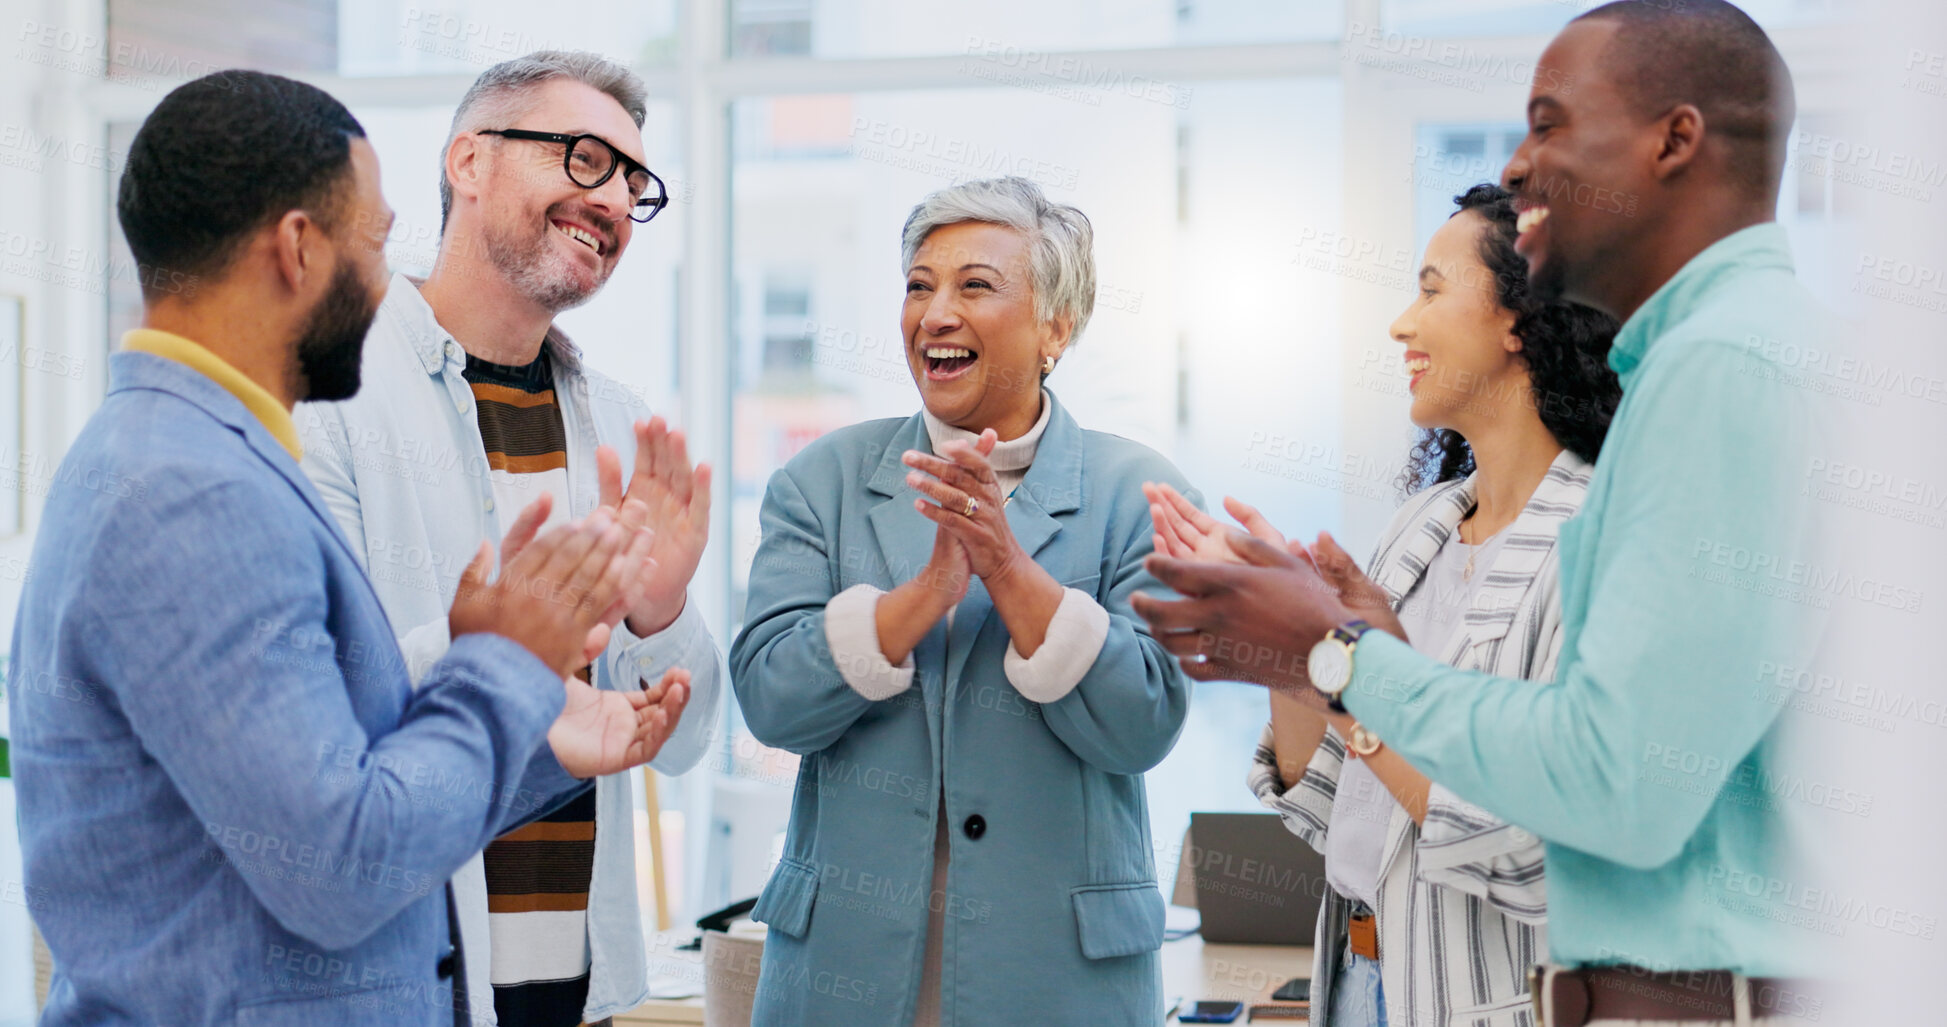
[439,50,647,228]
[900,176,1096,345]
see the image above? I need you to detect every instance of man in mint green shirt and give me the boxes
[1136,2,1828,1020]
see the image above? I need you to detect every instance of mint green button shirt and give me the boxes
[1346,223,1829,976]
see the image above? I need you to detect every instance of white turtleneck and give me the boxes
[918,392,1049,503]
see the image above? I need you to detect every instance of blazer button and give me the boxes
[436,945,455,978]
[962,814,986,840]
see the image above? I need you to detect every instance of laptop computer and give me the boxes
[1186,812,1330,946]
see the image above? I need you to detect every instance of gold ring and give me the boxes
[962,496,980,517]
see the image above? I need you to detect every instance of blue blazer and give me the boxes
[730,392,1197,1025]
[8,352,582,1026]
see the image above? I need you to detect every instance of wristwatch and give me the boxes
[1347,722,1384,757]
[1307,620,1374,713]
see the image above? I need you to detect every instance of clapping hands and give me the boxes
[549,667,691,779]
[450,490,694,779]
[597,416,712,638]
[1131,484,1407,689]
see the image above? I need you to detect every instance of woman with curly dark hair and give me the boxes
[1143,183,1619,1026]
[1397,184,1622,494]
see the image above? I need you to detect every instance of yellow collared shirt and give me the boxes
[122,328,302,460]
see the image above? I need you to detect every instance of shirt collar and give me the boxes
[387,270,584,375]
[121,328,302,459]
[1608,222,1795,384]
[921,388,1054,474]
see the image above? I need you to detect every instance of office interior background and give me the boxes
[1,0,1922,1019]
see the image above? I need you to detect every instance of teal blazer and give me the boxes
[730,391,1197,1025]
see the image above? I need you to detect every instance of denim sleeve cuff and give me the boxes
[822,584,916,701]
[1002,587,1109,703]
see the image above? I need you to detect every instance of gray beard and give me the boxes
[485,217,607,312]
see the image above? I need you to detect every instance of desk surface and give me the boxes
[1164,936,1312,1015]
[617,930,1311,1025]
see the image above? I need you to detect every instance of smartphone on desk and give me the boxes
[1178,999,1246,1023]
[1271,978,1310,1002]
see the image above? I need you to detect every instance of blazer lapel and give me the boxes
[862,414,954,763]
[864,413,947,594]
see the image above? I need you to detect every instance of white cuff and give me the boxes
[823,584,916,701]
[1002,587,1109,703]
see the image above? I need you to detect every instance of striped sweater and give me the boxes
[464,351,607,1027]
[1248,449,1593,1027]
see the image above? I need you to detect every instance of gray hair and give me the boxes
[439,50,648,229]
[900,176,1096,345]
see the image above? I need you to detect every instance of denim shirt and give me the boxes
[10,352,583,1026]
[296,273,725,1023]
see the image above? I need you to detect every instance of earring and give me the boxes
[1042,354,1057,376]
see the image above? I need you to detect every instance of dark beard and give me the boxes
[294,260,379,402]
[1527,254,1569,304]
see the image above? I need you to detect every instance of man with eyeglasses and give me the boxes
[296,50,720,1027]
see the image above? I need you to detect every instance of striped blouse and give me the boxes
[1248,449,1593,1027]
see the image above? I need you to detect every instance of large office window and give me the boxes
[339,0,682,75]
[1384,0,1842,36]
[728,0,1341,58]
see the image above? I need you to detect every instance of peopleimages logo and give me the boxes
[1705,866,1938,941]
[1342,20,1576,93]
[1759,660,1947,730]
[1690,536,1924,614]
[961,36,1193,109]
[1795,131,1947,189]
[204,822,438,898]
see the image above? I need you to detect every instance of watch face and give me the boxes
[1308,638,1351,695]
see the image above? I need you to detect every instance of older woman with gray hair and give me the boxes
[731,176,1198,1024]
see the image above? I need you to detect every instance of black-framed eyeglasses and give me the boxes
[477,129,669,224]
